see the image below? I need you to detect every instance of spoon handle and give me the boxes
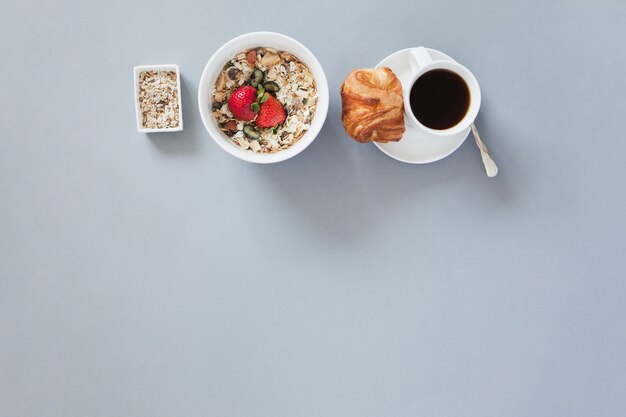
[470,124,498,177]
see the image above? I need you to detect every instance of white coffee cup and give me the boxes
[404,47,481,136]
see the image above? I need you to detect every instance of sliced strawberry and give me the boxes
[228,86,258,121]
[255,95,286,128]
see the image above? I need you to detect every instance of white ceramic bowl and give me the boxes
[198,32,329,163]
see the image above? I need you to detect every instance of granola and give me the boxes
[211,47,318,153]
[138,70,180,129]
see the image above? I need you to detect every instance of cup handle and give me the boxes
[408,47,432,73]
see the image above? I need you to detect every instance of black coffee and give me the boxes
[409,69,470,130]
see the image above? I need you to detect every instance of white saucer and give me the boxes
[374,48,471,164]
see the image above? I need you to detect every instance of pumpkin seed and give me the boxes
[263,81,280,93]
[249,69,264,87]
[243,124,260,140]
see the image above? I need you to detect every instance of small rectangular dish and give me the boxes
[134,64,183,133]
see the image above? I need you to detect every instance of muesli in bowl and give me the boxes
[211,47,318,153]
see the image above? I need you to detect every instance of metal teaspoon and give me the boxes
[470,123,498,177]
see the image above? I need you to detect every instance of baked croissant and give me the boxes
[340,68,405,143]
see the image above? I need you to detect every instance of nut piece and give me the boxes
[246,50,257,66]
[224,120,237,132]
[260,52,280,67]
[216,72,228,91]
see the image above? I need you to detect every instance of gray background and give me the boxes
[1,0,625,416]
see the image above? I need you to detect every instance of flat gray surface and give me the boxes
[1,0,625,416]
